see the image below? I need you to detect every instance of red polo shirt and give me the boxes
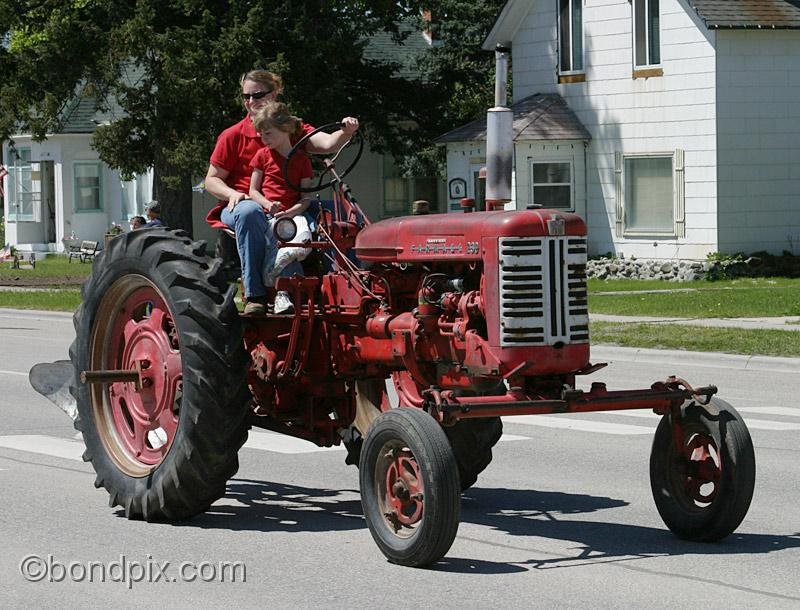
[209,116,314,195]
[249,147,312,212]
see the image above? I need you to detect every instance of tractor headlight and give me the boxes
[274,217,297,242]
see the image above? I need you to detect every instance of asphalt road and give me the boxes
[1,309,799,608]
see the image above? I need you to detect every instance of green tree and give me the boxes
[0,1,433,233]
[416,1,509,135]
[380,1,509,177]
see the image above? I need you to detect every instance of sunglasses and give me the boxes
[241,90,271,101]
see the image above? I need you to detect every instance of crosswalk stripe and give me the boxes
[0,435,84,461]
[602,409,800,430]
[243,430,532,454]
[0,369,28,377]
[503,415,653,435]
[1,409,795,465]
[738,407,800,418]
[244,430,343,454]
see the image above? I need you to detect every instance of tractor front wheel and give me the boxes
[359,408,460,567]
[650,398,755,541]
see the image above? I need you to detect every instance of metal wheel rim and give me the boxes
[373,440,425,539]
[89,274,183,476]
[668,426,722,510]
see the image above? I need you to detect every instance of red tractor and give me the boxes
[53,123,755,568]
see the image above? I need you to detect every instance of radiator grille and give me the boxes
[498,236,589,346]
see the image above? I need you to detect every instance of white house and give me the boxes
[1,94,154,252]
[440,0,800,259]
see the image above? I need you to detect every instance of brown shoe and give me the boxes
[244,298,266,315]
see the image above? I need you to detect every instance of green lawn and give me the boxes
[0,289,82,311]
[588,277,800,318]
[591,321,800,358]
[0,253,92,283]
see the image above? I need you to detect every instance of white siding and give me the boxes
[3,134,141,249]
[716,30,800,255]
[511,0,718,259]
[445,141,486,209]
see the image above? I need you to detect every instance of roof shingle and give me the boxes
[689,0,800,29]
[436,93,591,143]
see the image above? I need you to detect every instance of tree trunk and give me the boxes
[153,160,194,238]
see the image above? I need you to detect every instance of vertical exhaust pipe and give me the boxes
[485,44,513,210]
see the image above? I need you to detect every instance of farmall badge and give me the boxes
[410,237,464,255]
[547,214,566,236]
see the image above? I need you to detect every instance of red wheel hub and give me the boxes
[92,280,182,473]
[682,433,722,504]
[384,448,424,528]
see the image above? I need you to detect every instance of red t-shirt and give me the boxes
[209,116,314,195]
[249,147,312,212]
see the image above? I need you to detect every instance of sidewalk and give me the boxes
[590,313,800,332]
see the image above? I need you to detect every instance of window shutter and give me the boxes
[674,149,685,237]
[614,151,623,237]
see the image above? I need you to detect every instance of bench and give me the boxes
[0,248,36,269]
[68,240,99,264]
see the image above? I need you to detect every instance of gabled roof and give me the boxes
[57,95,118,134]
[689,0,800,29]
[436,93,591,143]
[482,0,529,51]
[363,25,432,80]
[483,0,800,49]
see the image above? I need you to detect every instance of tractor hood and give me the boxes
[354,209,587,263]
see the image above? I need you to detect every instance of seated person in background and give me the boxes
[129,215,146,230]
[247,101,313,315]
[144,202,164,227]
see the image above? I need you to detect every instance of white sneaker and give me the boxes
[273,291,294,315]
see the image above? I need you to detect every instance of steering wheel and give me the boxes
[282,122,364,193]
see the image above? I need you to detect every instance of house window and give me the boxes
[559,0,583,73]
[383,156,440,217]
[383,157,409,216]
[74,162,103,212]
[633,0,660,68]
[530,160,572,209]
[6,148,39,222]
[624,155,673,233]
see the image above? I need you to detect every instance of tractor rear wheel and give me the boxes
[445,417,503,491]
[360,408,460,567]
[71,228,249,520]
[650,398,755,541]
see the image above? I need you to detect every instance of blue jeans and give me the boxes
[220,200,305,298]
[221,200,269,298]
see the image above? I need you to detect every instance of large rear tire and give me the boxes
[71,228,249,520]
[650,398,755,541]
[359,408,460,567]
[445,417,503,491]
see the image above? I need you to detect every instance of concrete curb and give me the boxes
[592,345,800,374]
